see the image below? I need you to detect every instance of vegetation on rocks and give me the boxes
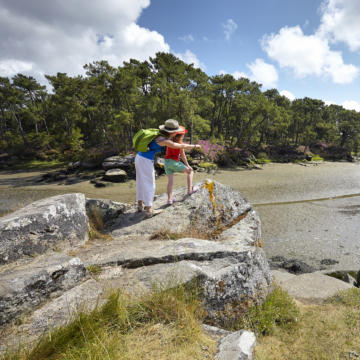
[1,283,216,360]
[2,276,359,360]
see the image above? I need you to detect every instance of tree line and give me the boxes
[0,52,359,163]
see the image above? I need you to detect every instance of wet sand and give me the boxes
[1,162,360,270]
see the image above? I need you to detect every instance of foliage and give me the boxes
[1,53,360,163]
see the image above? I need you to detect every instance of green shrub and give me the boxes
[230,286,300,336]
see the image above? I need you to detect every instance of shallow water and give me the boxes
[1,162,360,270]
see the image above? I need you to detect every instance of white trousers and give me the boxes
[135,154,155,207]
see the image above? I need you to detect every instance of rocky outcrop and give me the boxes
[0,254,87,326]
[84,180,272,323]
[0,180,272,354]
[0,193,89,264]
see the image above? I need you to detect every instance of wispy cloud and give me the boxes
[178,34,194,43]
[222,19,237,41]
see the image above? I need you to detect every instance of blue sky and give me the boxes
[138,0,360,109]
[1,0,360,110]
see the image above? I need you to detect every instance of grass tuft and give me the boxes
[2,283,215,360]
[87,208,113,241]
[225,285,299,336]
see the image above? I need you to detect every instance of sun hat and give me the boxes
[159,119,187,134]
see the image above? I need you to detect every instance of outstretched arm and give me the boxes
[156,137,201,151]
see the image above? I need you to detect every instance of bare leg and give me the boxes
[167,174,174,202]
[187,168,194,193]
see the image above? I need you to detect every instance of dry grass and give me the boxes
[255,288,360,360]
[87,208,113,242]
[1,283,216,360]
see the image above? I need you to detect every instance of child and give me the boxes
[164,129,201,205]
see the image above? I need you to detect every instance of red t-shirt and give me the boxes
[165,147,181,161]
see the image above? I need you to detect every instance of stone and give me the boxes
[344,273,357,287]
[202,324,231,339]
[94,181,107,188]
[102,155,135,170]
[86,198,129,226]
[274,271,354,303]
[216,330,256,360]
[0,193,89,264]
[0,254,87,326]
[320,258,339,266]
[103,169,127,182]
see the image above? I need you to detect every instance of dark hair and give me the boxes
[159,129,171,138]
[173,133,184,143]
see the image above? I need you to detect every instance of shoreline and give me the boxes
[1,161,360,273]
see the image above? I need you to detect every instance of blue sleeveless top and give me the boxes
[138,140,163,160]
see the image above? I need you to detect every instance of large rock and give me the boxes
[0,193,89,264]
[103,168,127,182]
[0,254,87,326]
[80,180,272,323]
[112,179,253,237]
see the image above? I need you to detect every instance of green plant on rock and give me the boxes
[226,285,300,336]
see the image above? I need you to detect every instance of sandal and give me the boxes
[137,204,144,212]
[145,209,163,218]
[167,197,176,205]
[188,186,199,195]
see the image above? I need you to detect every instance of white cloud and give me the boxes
[232,71,248,79]
[324,100,336,106]
[222,19,237,41]
[179,34,194,43]
[175,49,206,71]
[0,0,170,83]
[317,0,360,51]
[219,60,277,88]
[280,90,295,101]
[342,100,360,112]
[261,26,359,84]
[246,59,278,88]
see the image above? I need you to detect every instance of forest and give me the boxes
[1,52,359,165]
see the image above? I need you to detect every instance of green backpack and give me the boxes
[132,128,160,152]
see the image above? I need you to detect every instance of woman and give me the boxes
[135,119,201,217]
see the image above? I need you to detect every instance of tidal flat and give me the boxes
[1,161,359,271]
